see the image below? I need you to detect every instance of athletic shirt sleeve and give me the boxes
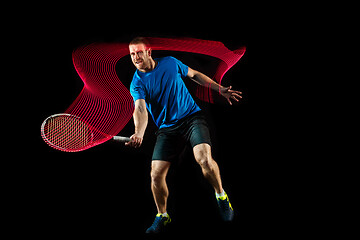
[130,73,146,102]
[173,57,189,78]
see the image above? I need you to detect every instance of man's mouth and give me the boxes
[135,60,142,64]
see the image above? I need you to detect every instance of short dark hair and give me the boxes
[129,37,151,48]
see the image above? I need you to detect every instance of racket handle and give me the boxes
[112,136,131,143]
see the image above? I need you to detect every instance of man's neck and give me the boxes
[140,59,157,73]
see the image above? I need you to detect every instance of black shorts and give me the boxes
[152,111,212,162]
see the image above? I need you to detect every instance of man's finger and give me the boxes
[231,95,240,102]
[125,141,134,147]
[227,98,233,105]
[232,93,242,99]
[229,90,242,95]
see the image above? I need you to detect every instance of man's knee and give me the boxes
[197,156,213,171]
[151,161,170,184]
[151,168,165,184]
[194,144,213,170]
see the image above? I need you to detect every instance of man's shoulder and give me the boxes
[130,70,142,85]
[157,56,177,63]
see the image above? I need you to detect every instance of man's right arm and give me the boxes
[125,99,148,148]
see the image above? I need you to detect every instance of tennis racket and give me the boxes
[41,113,130,152]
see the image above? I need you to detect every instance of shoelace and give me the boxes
[218,198,231,211]
[150,216,163,229]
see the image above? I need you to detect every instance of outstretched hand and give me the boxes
[220,86,242,105]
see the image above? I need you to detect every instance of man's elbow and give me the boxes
[187,67,198,78]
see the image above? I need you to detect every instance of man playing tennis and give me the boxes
[126,37,242,234]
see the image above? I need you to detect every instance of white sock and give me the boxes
[216,190,226,198]
[160,212,168,217]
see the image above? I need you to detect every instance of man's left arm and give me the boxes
[187,67,242,105]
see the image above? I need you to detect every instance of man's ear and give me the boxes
[147,48,152,57]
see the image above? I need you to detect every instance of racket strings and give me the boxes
[42,115,92,151]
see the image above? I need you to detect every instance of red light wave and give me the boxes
[60,37,245,151]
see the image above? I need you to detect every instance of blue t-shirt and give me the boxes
[130,56,201,129]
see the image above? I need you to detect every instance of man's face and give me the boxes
[129,43,152,71]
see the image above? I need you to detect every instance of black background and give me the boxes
[23,4,289,239]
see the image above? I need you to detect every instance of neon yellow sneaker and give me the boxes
[216,193,234,221]
[145,213,171,234]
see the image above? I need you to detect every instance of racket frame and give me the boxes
[41,113,130,152]
[41,113,94,152]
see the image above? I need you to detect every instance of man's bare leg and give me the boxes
[193,143,234,221]
[193,143,223,194]
[150,160,171,214]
